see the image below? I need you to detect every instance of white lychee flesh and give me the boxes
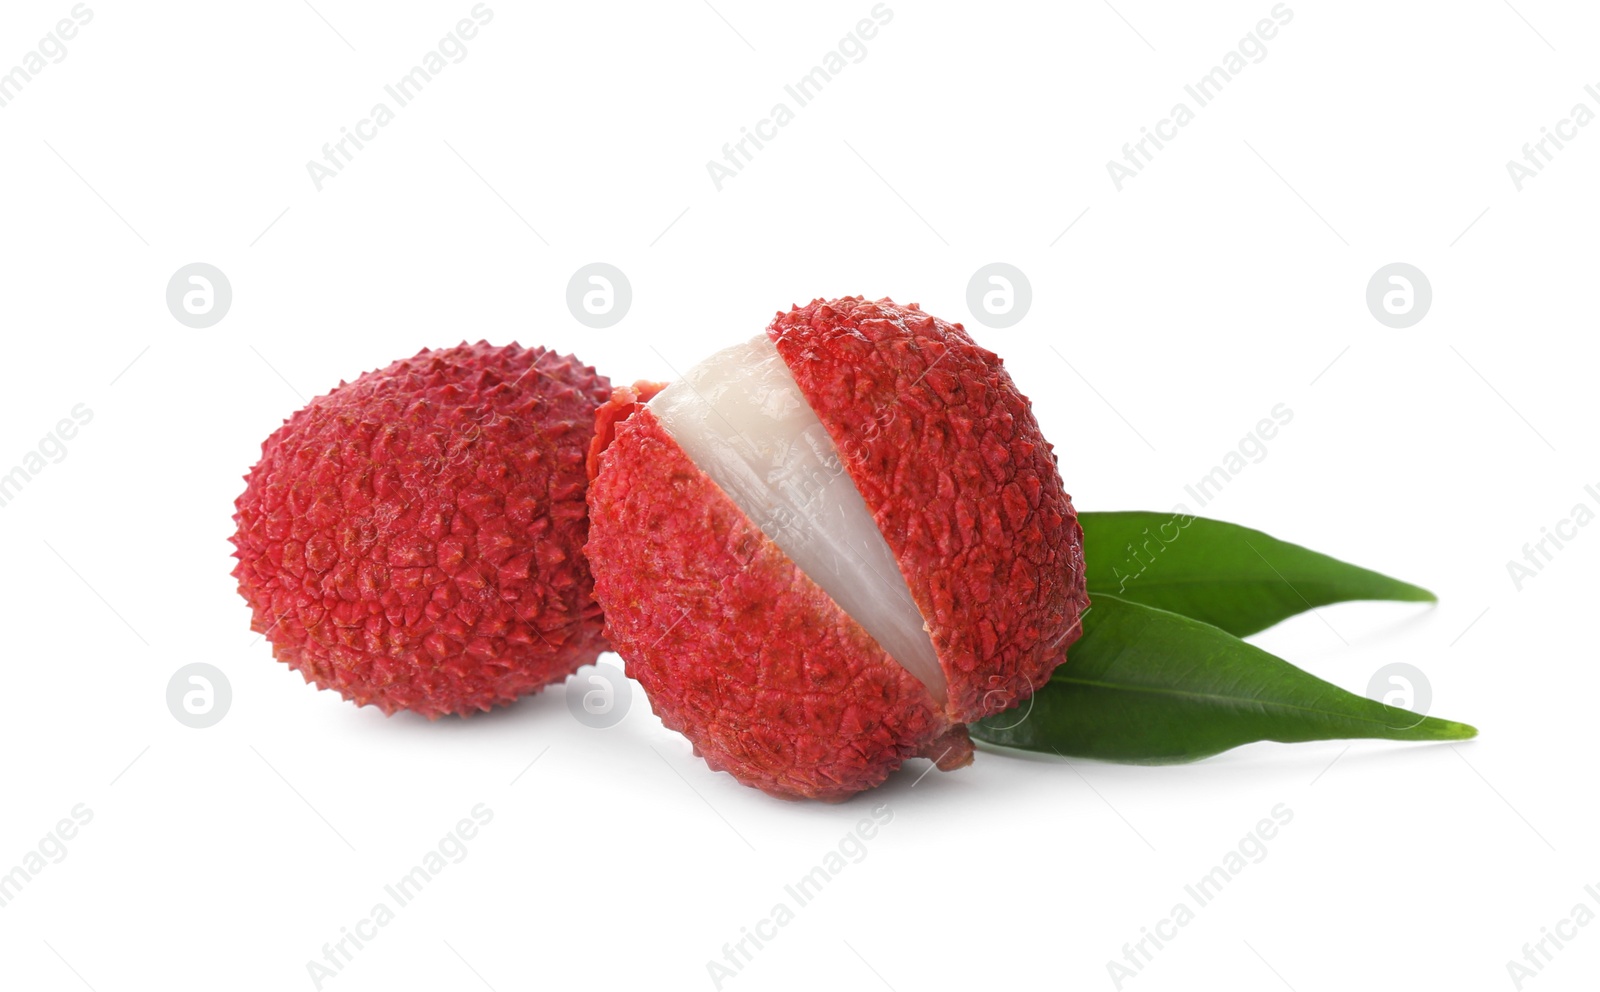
[648,334,946,703]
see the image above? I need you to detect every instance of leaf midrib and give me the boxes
[1049,673,1407,729]
[1094,576,1417,592]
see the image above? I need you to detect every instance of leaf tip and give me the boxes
[1388,579,1438,603]
[1421,717,1477,741]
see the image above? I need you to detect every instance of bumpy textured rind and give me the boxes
[587,380,666,483]
[231,342,611,718]
[768,297,1089,724]
[586,407,973,802]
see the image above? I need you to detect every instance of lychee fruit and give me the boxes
[586,297,1089,800]
[231,342,612,718]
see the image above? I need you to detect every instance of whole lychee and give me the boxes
[586,297,1089,800]
[232,342,611,718]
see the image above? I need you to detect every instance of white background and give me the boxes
[1,1,1595,989]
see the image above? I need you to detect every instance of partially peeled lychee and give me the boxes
[586,297,1089,800]
[231,342,611,718]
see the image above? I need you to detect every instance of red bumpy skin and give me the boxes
[771,297,1089,723]
[587,298,1088,800]
[231,342,612,718]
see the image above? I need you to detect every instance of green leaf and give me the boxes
[1078,510,1436,637]
[970,595,1476,764]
